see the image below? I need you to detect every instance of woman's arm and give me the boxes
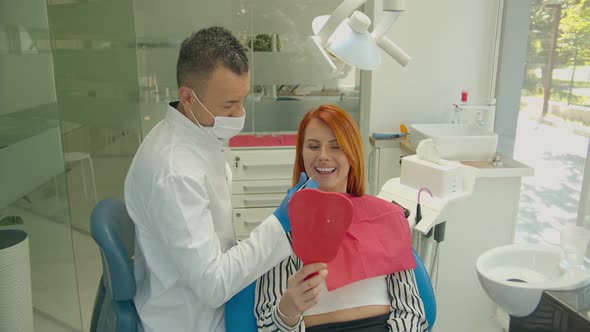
[254,248,327,332]
[255,255,303,332]
[386,269,429,332]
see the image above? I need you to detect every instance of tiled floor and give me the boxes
[72,230,102,332]
[2,205,84,331]
[2,212,100,332]
[1,147,130,331]
[2,206,102,332]
[33,309,80,332]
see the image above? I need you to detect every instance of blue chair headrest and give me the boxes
[90,198,136,301]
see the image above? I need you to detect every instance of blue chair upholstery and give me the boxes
[225,248,436,331]
[90,198,140,332]
[225,282,258,332]
[412,248,437,330]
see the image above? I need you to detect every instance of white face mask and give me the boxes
[189,90,245,140]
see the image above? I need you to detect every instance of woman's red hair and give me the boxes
[292,104,365,196]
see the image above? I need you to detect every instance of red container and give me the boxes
[461,90,469,103]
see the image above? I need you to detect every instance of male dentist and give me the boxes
[124,26,322,332]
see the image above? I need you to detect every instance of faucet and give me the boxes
[475,111,485,128]
[451,104,462,124]
[451,102,496,131]
[451,103,470,124]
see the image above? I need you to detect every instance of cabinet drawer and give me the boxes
[232,193,285,208]
[233,207,274,240]
[232,180,291,195]
[229,149,295,181]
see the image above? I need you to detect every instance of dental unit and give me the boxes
[376,129,536,331]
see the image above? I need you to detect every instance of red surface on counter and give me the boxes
[229,134,297,147]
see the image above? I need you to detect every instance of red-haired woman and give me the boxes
[254,105,428,332]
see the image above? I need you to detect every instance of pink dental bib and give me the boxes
[290,190,416,291]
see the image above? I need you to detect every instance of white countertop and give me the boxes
[460,156,534,178]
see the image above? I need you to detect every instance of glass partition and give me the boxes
[134,0,361,137]
[47,0,141,329]
[0,0,83,329]
[2,2,362,331]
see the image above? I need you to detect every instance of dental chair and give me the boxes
[225,248,436,331]
[90,198,141,332]
[413,248,437,330]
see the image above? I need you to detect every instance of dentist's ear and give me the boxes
[178,86,194,117]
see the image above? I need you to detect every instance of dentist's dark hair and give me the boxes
[176,26,249,89]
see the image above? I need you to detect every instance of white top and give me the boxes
[254,237,428,332]
[125,102,292,332]
[304,276,389,316]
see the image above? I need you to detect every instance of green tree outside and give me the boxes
[523,0,590,114]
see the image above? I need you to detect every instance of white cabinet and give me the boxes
[367,137,404,195]
[231,207,275,240]
[230,149,295,181]
[231,180,292,195]
[228,148,295,240]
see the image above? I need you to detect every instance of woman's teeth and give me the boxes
[315,167,336,174]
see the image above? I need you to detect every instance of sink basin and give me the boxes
[476,244,590,317]
[409,123,498,161]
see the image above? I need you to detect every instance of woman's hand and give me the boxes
[277,263,328,326]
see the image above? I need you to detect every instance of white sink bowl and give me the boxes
[476,244,590,317]
[409,123,498,161]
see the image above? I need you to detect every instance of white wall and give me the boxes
[495,0,532,157]
[362,0,503,135]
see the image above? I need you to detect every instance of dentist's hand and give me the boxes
[273,172,318,232]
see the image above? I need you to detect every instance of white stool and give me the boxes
[64,152,98,204]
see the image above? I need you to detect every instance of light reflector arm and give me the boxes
[309,0,411,72]
[372,2,411,67]
[371,10,401,42]
[318,0,369,43]
[382,0,406,11]
[377,36,411,67]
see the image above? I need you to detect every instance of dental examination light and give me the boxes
[308,0,411,74]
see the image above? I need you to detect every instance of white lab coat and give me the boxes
[124,102,292,332]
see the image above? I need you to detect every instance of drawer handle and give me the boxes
[243,184,289,192]
[244,198,283,206]
[243,220,262,226]
[242,163,292,170]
